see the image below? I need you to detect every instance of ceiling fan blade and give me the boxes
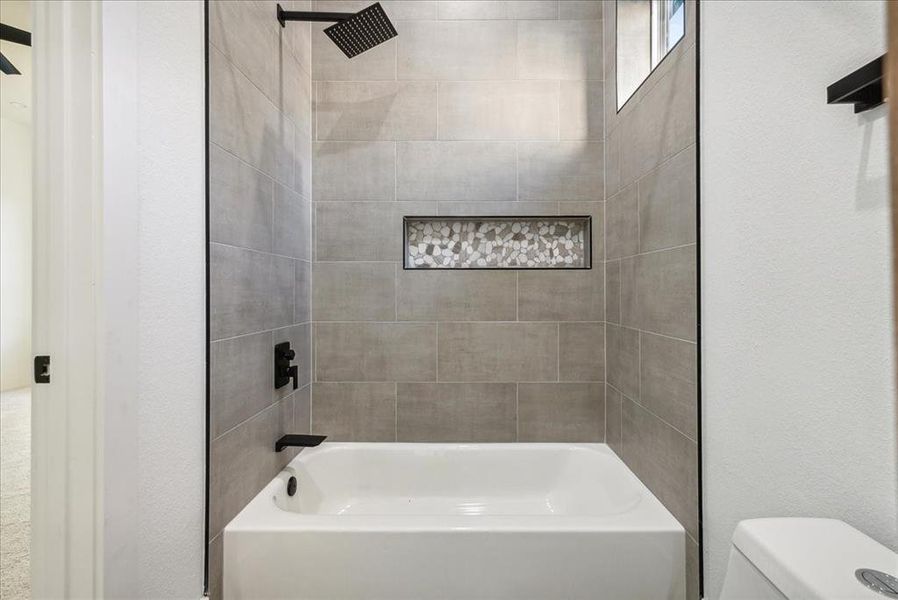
[0,23,31,46]
[0,51,20,75]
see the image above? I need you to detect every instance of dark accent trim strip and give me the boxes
[203,0,211,594]
[695,1,704,597]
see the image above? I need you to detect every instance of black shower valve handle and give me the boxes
[274,342,299,390]
[288,365,299,390]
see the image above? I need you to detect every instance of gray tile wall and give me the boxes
[602,1,699,597]
[311,0,606,444]
[207,1,313,596]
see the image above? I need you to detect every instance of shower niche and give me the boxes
[403,216,592,270]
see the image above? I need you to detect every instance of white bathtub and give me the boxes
[223,443,686,600]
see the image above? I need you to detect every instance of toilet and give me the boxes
[720,518,898,599]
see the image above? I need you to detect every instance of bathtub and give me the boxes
[223,443,686,600]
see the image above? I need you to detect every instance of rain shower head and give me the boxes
[324,3,397,59]
[277,3,397,59]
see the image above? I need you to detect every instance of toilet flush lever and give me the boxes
[274,342,298,390]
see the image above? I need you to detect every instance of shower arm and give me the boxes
[277,4,354,27]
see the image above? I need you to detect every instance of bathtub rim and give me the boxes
[224,442,686,535]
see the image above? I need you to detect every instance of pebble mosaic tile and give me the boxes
[404,216,591,269]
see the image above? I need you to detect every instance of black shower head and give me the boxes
[324,3,397,59]
[277,3,397,59]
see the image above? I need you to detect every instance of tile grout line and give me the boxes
[212,387,308,445]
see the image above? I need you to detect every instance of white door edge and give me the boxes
[31,1,103,596]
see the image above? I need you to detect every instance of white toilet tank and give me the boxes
[720,518,898,600]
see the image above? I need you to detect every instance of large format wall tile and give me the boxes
[518,269,604,321]
[209,398,292,536]
[604,124,621,196]
[633,245,697,340]
[686,537,700,600]
[316,323,437,381]
[605,384,622,453]
[294,384,312,434]
[560,80,604,140]
[210,5,312,595]
[438,201,559,217]
[316,81,438,141]
[313,262,396,321]
[558,0,603,20]
[208,535,223,600]
[517,20,602,80]
[211,244,272,340]
[295,260,311,323]
[604,4,698,595]
[397,269,517,321]
[639,332,697,440]
[211,46,289,184]
[518,383,604,442]
[210,144,273,253]
[294,122,312,200]
[282,43,313,134]
[559,322,604,381]
[316,202,429,261]
[606,324,639,400]
[271,256,297,330]
[311,382,396,441]
[605,259,621,324]
[210,0,279,107]
[398,21,516,80]
[438,322,558,382]
[605,184,638,259]
[210,331,274,439]
[312,28,396,81]
[273,183,311,260]
[619,256,637,326]
[508,1,559,19]
[518,142,603,200]
[397,142,517,201]
[438,81,559,141]
[314,1,438,20]
[307,0,606,449]
[638,146,697,253]
[397,383,516,442]
[621,398,698,540]
[313,142,395,201]
[438,1,508,20]
[284,4,312,75]
[619,43,696,187]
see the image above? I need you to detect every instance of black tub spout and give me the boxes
[275,434,327,452]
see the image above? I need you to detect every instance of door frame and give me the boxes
[30,0,104,595]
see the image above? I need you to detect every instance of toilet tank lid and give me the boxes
[732,518,898,600]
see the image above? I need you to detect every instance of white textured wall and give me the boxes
[102,1,206,597]
[0,117,32,391]
[701,2,897,598]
